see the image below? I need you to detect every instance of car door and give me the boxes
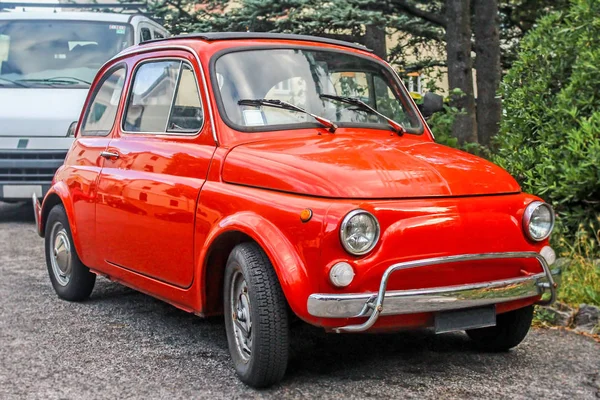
[94,50,216,288]
[65,64,127,267]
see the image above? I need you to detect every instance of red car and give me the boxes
[33,33,560,388]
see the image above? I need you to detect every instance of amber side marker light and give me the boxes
[300,208,313,222]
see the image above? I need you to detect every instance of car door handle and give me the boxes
[100,150,120,159]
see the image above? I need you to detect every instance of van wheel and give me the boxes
[45,205,95,301]
[466,305,534,352]
[223,243,289,388]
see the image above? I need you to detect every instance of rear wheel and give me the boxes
[45,205,95,301]
[223,242,289,388]
[466,305,534,352]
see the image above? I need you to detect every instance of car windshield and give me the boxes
[213,48,423,134]
[0,20,133,88]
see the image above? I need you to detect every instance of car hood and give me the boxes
[0,88,88,137]
[222,135,521,199]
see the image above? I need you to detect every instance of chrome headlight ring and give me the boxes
[523,201,555,241]
[340,209,380,256]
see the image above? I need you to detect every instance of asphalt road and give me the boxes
[0,201,599,400]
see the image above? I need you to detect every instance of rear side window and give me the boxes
[140,28,152,43]
[154,31,165,39]
[168,64,203,132]
[123,60,203,134]
[81,66,126,136]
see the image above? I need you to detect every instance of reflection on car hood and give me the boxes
[222,135,521,199]
[0,88,88,137]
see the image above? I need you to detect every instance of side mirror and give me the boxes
[418,92,444,118]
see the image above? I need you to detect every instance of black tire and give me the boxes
[466,305,534,352]
[44,205,95,301]
[223,242,289,388]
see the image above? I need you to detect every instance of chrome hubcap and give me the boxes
[230,270,252,362]
[50,222,71,286]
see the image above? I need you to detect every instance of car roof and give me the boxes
[0,11,134,23]
[142,32,373,53]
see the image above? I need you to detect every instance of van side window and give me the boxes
[81,67,126,136]
[123,60,180,133]
[140,28,152,43]
[167,64,203,133]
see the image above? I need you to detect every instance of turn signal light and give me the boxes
[300,208,313,222]
[329,262,355,287]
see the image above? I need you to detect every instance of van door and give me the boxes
[94,50,215,288]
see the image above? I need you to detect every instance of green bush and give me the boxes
[428,102,490,158]
[493,0,600,242]
[556,223,600,306]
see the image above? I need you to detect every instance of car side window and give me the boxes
[140,28,152,43]
[154,31,165,39]
[81,66,126,136]
[123,60,180,133]
[123,60,203,134]
[167,64,203,133]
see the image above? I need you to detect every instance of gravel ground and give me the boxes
[0,201,599,399]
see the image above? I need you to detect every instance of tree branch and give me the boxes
[391,0,446,28]
[163,0,197,22]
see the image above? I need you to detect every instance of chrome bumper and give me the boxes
[32,192,43,237]
[307,252,560,333]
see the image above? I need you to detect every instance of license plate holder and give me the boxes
[2,185,42,199]
[434,305,496,334]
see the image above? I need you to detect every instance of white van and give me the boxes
[0,11,168,201]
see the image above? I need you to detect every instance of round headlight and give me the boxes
[523,201,554,241]
[340,209,380,255]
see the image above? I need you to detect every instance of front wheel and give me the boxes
[466,305,534,352]
[45,205,96,301]
[223,243,289,388]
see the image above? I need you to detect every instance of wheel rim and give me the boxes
[230,269,252,362]
[49,222,72,286]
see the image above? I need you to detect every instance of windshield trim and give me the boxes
[0,20,134,89]
[209,45,424,135]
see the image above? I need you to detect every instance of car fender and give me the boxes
[200,211,312,317]
[39,182,83,254]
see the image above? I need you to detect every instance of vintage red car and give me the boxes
[33,33,560,388]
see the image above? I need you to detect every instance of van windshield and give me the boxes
[0,20,133,88]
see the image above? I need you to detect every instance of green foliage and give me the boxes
[556,223,600,306]
[533,307,560,325]
[427,103,491,158]
[499,0,571,68]
[428,105,460,146]
[493,0,600,241]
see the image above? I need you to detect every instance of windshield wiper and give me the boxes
[238,98,337,133]
[320,94,405,135]
[0,77,29,88]
[48,76,92,85]
[17,77,91,86]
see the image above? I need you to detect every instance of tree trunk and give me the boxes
[473,0,502,146]
[364,24,387,61]
[445,0,477,143]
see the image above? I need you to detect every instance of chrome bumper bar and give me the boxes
[307,252,560,333]
[32,192,43,237]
